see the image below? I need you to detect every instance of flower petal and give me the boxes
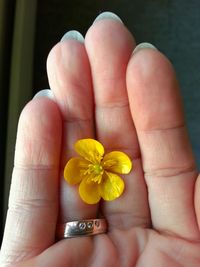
[102,151,132,174]
[64,157,89,185]
[79,178,101,204]
[74,138,104,163]
[99,172,125,201]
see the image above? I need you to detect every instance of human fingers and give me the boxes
[0,95,62,266]
[46,32,97,222]
[195,174,200,230]
[85,13,150,230]
[127,44,200,240]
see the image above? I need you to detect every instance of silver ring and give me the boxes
[56,219,107,239]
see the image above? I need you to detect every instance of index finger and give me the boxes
[127,46,200,240]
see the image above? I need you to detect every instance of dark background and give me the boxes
[1,0,200,241]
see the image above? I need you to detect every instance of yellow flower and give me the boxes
[64,139,132,204]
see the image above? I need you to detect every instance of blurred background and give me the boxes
[1,0,200,241]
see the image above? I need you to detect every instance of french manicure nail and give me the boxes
[33,89,55,100]
[133,42,157,54]
[61,30,84,43]
[94,11,123,24]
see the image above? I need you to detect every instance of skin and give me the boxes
[1,17,200,267]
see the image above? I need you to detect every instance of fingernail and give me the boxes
[33,89,55,100]
[94,11,123,24]
[133,42,157,54]
[61,30,84,43]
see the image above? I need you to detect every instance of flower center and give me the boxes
[92,164,103,175]
[85,164,104,184]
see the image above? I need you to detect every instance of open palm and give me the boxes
[1,13,200,267]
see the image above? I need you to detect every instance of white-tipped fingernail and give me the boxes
[61,30,84,43]
[33,89,54,100]
[94,11,123,24]
[133,42,157,54]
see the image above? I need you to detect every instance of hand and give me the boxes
[1,12,200,267]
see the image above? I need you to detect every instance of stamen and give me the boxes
[103,159,117,168]
[84,163,104,184]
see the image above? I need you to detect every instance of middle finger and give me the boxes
[85,14,150,230]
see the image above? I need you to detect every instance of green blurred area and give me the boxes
[1,0,200,241]
[0,0,37,241]
[0,0,16,240]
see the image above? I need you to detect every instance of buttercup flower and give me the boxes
[64,138,132,204]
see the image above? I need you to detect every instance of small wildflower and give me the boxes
[64,139,132,204]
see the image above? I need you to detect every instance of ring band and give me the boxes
[56,219,107,239]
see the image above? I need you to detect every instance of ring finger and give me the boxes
[47,31,97,222]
